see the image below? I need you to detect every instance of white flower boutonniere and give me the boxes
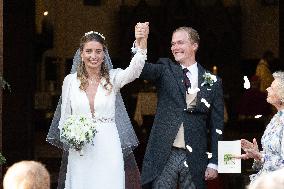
[201,72,217,87]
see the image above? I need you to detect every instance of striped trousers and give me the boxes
[152,147,196,189]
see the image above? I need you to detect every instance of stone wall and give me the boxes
[35,0,279,61]
[240,0,279,59]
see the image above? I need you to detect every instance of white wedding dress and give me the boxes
[58,49,146,189]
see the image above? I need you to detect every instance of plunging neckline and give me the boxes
[84,82,101,117]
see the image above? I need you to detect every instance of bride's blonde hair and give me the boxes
[77,33,112,93]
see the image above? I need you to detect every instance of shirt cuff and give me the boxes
[131,40,137,54]
[207,163,218,171]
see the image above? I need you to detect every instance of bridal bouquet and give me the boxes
[60,115,97,153]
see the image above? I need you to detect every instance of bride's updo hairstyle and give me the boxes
[77,31,112,93]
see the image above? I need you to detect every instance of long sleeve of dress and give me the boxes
[260,117,284,171]
[58,74,73,131]
[112,48,147,90]
[250,111,284,181]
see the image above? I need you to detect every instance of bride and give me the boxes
[47,22,149,189]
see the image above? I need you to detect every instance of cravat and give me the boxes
[183,68,191,92]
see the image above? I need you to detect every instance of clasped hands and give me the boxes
[135,22,149,49]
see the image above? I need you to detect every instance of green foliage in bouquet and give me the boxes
[0,152,6,165]
[0,75,10,165]
[0,75,9,164]
[0,75,11,91]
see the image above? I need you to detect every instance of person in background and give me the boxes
[255,50,274,92]
[236,75,271,119]
[247,168,284,189]
[3,160,50,189]
[236,71,284,183]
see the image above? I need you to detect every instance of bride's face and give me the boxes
[81,40,105,70]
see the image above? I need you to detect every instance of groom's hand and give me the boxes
[205,167,218,180]
[135,22,149,49]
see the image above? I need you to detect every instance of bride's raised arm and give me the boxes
[112,22,149,89]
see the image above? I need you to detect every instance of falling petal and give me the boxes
[216,129,223,135]
[184,161,189,167]
[254,115,262,119]
[201,98,210,108]
[243,76,250,89]
[206,152,213,159]
[188,87,200,94]
[186,145,193,152]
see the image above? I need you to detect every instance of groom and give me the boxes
[135,26,224,188]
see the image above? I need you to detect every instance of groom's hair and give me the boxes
[173,26,200,46]
[3,160,50,189]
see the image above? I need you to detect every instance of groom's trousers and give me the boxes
[152,147,196,189]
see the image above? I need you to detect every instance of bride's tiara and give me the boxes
[84,31,106,40]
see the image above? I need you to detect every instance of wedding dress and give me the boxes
[59,49,146,189]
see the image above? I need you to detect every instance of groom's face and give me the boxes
[171,30,198,65]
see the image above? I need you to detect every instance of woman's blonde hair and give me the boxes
[3,161,50,189]
[77,33,112,92]
[272,71,284,101]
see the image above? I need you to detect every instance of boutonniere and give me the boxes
[201,72,217,87]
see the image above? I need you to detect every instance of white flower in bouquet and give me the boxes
[60,115,97,152]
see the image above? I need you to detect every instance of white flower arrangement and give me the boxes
[60,115,97,152]
[84,31,106,40]
[201,72,217,87]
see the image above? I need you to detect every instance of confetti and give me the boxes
[206,152,213,159]
[201,98,210,108]
[186,145,193,152]
[187,87,200,94]
[243,76,250,89]
[216,129,223,135]
[184,161,188,167]
[254,115,262,119]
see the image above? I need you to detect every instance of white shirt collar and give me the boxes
[181,62,198,76]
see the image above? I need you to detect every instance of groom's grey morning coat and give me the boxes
[140,58,224,188]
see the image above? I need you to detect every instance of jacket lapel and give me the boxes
[196,64,206,109]
[169,60,186,100]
